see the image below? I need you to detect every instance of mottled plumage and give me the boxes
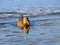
[17,15,30,34]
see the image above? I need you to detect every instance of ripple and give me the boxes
[5,35,15,37]
[0,24,6,28]
[1,30,10,32]
[0,39,3,41]
[40,33,46,35]
[40,23,54,26]
[12,31,20,33]
[28,44,35,45]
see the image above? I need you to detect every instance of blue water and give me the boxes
[0,13,60,45]
[0,0,60,8]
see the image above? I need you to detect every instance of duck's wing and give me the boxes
[17,16,24,29]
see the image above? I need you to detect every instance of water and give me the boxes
[0,13,60,45]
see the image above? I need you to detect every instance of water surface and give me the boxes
[0,13,60,45]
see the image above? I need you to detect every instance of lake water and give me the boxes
[0,13,60,45]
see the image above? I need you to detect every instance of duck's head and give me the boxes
[23,16,30,25]
[19,15,23,21]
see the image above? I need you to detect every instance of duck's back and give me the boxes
[17,16,24,29]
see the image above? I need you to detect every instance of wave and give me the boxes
[0,9,60,18]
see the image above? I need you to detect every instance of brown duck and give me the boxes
[17,15,30,34]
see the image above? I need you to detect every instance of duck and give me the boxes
[17,15,30,34]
